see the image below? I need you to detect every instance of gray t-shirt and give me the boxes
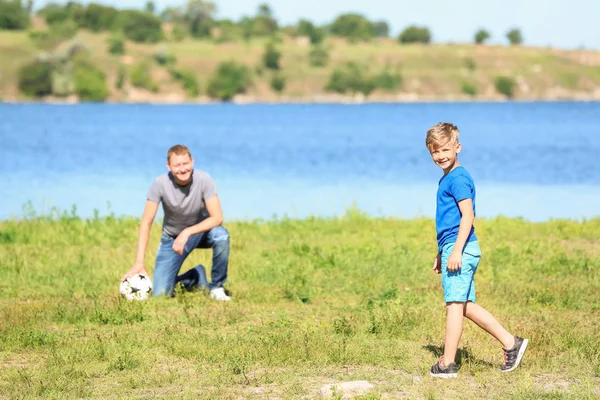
[147,169,218,237]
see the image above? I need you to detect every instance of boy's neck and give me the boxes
[443,160,461,175]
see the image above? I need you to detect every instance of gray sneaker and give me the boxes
[501,336,529,372]
[430,356,458,378]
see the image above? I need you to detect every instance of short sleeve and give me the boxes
[449,176,473,202]
[203,174,218,200]
[147,179,162,204]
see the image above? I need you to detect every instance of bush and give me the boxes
[0,0,29,30]
[80,3,118,32]
[73,60,108,101]
[153,46,176,65]
[206,61,249,101]
[29,20,77,50]
[18,60,53,97]
[374,21,389,38]
[326,62,374,96]
[372,68,402,91]
[115,10,162,43]
[309,45,329,68]
[169,68,199,97]
[495,76,516,98]
[398,25,431,44]
[107,33,125,55]
[506,28,523,45]
[270,74,285,94]
[330,13,375,42]
[171,25,187,41]
[464,57,476,71]
[130,63,158,92]
[474,29,490,44]
[116,65,126,89]
[296,19,324,44]
[38,3,71,26]
[263,43,281,70]
[461,81,477,96]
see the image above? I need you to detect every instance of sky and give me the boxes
[34,0,599,50]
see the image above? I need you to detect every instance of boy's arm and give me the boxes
[447,198,475,271]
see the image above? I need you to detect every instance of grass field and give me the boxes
[0,211,598,399]
[1,29,600,102]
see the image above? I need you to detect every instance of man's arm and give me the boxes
[446,198,475,271]
[122,200,159,280]
[172,196,224,255]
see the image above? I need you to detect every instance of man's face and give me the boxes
[167,153,194,183]
[429,139,461,173]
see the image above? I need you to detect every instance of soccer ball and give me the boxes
[120,274,153,301]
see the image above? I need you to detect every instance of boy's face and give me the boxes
[429,139,461,174]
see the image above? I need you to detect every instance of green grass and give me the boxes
[0,212,599,398]
[1,29,600,101]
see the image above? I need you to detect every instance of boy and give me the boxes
[426,123,528,378]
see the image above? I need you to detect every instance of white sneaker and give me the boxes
[210,287,231,301]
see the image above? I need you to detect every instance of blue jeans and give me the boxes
[153,226,230,297]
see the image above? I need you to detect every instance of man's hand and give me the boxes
[122,262,147,281]
[172,229,191,255]
[447,250,462,272]
[432,254,441,274]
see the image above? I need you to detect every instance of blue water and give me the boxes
[1,102,599,221]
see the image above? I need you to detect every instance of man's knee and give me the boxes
[209,226,230,247]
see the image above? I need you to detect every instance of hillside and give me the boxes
[1,29,600,103]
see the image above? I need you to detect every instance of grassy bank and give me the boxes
[0,214,599,398]
[1,29,600,103]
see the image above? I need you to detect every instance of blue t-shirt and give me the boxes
[436,166,477,251]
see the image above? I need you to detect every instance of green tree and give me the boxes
[251,3,278,37]
[474,29,490,44]
[263,42,281,70]
[326,62,374,96]
[330,13,375,42]
[373,21,389,38]
[145,1,155,14]
[270,74,285,94]
[495,76,516,97]
[18,60,53,96]
[372,67,402,91]
[115,10,163,43]
[506,28,523,45]
[0,0,30,30]
[185,0,216,38]
[73,58,108,101]
[37,3,71,25]
[297,19,324,44]
[81,3,118,32]
[398,25,431,44]
[206,61,249,101]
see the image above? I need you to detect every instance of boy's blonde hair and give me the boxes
[425,123,460,151]
[167,144,192,163]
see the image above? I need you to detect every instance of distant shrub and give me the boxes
[464,57,476,71]
[263,43,281,70]
[130,63,158,92]
[153,46,176,65]
[73,60,108,101]
[461,81,477,96]
[169,68,199,97]
[270,74,285,94]
[116,65,126,89]
[506,28,523,45]
[330,13,375,42]
[0,0,29,30]
[79,3,118,32]
[115,10,162,43]
[296,19,324,44]
[206,61,250,101]
[107,33,125,55]
[372,68,402,91]
[18,60,53,97]
[373,21,390,38]
[474,29,490,44]
[309,45,329,67]
[398,26,431,44]
[171,25,187,41]
[326,62,375,96]
[38,3,71,26]
[29,20,77,50]
[495,76,516,97]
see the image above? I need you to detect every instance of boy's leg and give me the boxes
[443,302,465,364]
[463,302,514,349]
[196,226,230,290]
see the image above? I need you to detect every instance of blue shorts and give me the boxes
[440,241,481,303]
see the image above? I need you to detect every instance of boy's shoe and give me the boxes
[501,336,529,372]
[430,356,458,378]
[210,287,231,301]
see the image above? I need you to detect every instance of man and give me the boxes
[122,144,230,301]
